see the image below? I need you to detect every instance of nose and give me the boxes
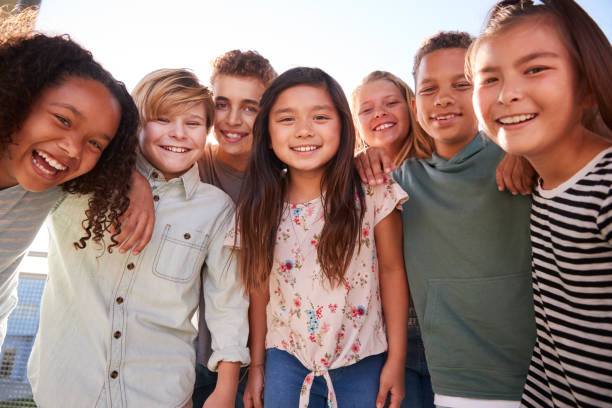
[296,119,313,138]
[170,121,186,139]
[374,105,387,118]
[497,80,522,105]
[227,107,242,126]
[434,88,454,107]
[57,133,82,160]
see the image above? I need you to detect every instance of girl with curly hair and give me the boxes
[0,32,142,348]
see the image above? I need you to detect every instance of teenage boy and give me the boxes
[28,69,249,408]
[392,32,536,408]
[193,50,277,408]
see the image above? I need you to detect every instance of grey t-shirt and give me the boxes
[0,185,61,346]
[196,143,246,367]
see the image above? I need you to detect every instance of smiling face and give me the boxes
[269,84,341,182]
[212,74,267,170]
[414,48,478,158]
[472,18,586,162]
[0,76,121,192]
[138,103,208,180]
[355,79,411,157]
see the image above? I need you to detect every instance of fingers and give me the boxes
[253,391,263,408]
[511,163,529,195]
[375,383,389,408]
[131,215,155,255]
[356,153,368,184]
[495,164,506,192]
[388,391,403,408]
[367,148,389,185]
[243,393,253,408]
[362,151,379,185]
[380,151,397,175]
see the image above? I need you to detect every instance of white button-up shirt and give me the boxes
[28,153,249,408]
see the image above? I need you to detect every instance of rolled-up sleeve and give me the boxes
[203,209,250,371]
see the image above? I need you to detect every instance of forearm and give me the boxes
[214,361,241,395]
[375,210,409,363]
[248,284,269,366]
[380,266,409,362]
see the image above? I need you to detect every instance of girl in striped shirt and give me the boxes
[469,0,612,406]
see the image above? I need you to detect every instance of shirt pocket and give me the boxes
[153,224,208,283]
[422,272,535,373]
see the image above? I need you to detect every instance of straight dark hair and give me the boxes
[237,67,366,291]
[467,0,612,135]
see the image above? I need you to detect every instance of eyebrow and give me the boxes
[215,96,260,105]
[478,51,559,74]
[272,105,334,115]
[50,102,83,118]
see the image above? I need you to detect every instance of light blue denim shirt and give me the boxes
[28,152,249,408]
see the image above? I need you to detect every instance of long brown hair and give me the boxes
[352,71,434,164]
[237,67,366,291]
[466,0,612,135]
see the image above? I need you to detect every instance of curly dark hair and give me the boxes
[210,49,277,86]
[0,34,139,251]
[413,31,473,81]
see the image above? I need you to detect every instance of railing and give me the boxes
[0,248,47,408]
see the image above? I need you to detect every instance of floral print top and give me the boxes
[266,178,407,407]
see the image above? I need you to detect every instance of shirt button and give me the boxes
[114,331,122,339]
[110,370,118,379]
[116,297,124,304]
[127,262,135,270]
[153,195,159,202]
[184,233,191,240]
[152,171,159,178]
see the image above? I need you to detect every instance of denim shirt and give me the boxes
[28,153,249,408]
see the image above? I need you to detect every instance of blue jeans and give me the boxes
[192,363,248,408]
[264,348,385,408]
[400,314,434,408]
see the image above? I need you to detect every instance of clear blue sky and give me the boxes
[36,0,611,95]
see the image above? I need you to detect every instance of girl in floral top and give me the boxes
[237,67,409,408]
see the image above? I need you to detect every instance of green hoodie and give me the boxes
[392,134,535,400]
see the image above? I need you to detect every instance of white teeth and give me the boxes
[375,123,395,131]
[225,132,242,140]
[163,146,188,153]
[37,151,67,171]
[32,157,56,175]
[498,114,536,124]
[292,145,318,152]
[435,114,457,120]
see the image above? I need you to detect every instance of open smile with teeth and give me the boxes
[32,150,67,175]
[374,123,395,131]
[497,113,537,125]
[291,145,319,152]
[433,113,461,121]
[223,131,247,140]
[161,145,189,153]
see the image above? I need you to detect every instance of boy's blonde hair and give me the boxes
[132,68,214,132]
[352,71,434,164]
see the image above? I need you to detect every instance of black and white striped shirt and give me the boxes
[522,147,612,408]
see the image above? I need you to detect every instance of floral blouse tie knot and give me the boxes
[299,368,337,408]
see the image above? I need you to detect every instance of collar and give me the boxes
[427,131,488,168]
[135,149,200,200]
